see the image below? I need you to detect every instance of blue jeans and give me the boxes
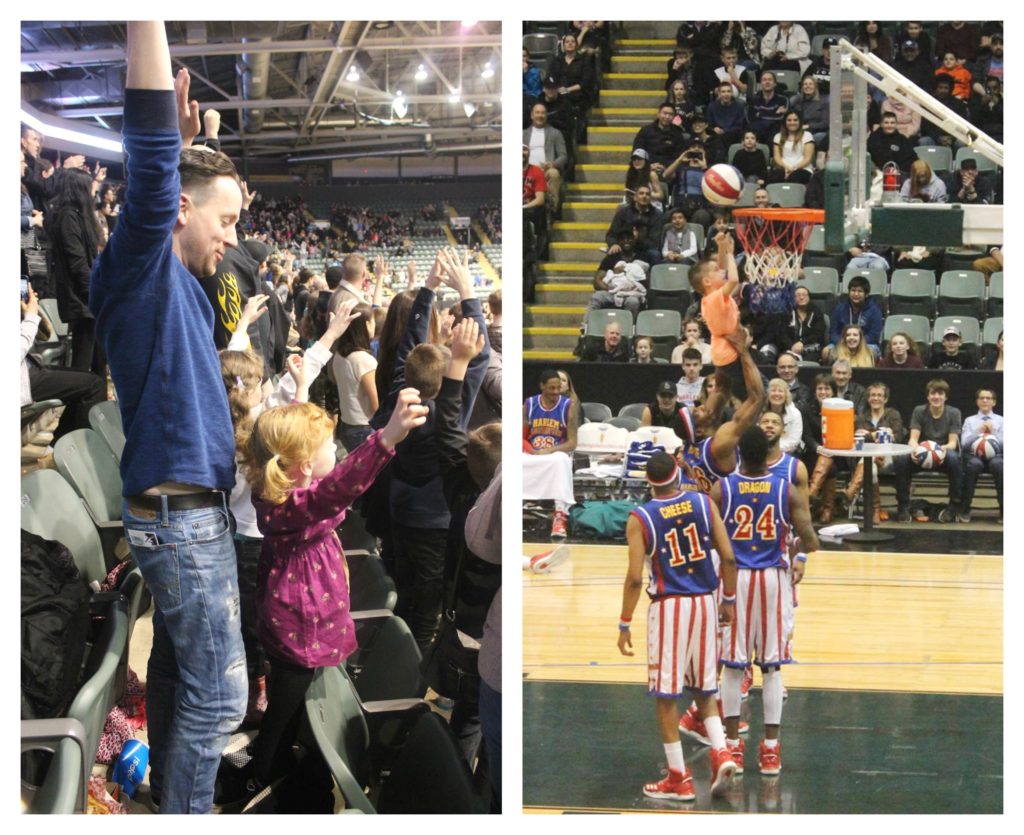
[340,423,372,453]
[123,495,247,814]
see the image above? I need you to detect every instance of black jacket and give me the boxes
[48,207,99,322]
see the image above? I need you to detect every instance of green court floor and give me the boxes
[523,681,1002,813]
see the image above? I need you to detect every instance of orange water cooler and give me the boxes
[821,398,855,449]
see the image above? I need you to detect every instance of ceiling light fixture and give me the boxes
[19,109,122,154]
[481,62,494,79]
[392,91,408,119]
[463,102,476,118]
[448,89,461,104]
[414,64,428,81]
[346,66,360,82]
[461,21,478,28]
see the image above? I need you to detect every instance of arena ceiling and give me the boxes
[20,21,502,163]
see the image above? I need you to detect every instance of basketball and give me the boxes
[971,436,1002,459]
[915,440,947,469]
[702,164,744,206]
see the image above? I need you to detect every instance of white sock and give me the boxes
[664,741,685,773]
[554,500,569,514]
[721,666,744,718]
[704,715,726,749]
[762,667,784,726]
[763,738,779,749]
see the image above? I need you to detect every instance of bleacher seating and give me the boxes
[938,270,986,318]
[635,309,682,361]
[988,272,1002,317]
[882,314,930,356]
[798,267,839,308]
[889,269,936,318]
[648,264,691,314]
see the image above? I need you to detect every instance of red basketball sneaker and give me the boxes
[758,740,782,776]
[643,768,696,801]
[678,705,711,745]
[727,737,746,775]
[709,748,737,796]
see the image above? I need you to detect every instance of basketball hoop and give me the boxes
[732,208,825,315]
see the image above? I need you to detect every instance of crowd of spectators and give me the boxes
[475,202,502,243]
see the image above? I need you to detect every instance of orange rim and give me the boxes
[731,208,825,223]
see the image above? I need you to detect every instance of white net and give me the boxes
[743,245,803,287]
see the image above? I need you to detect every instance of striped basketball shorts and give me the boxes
[721,567,793,670]
[647,593,719,697]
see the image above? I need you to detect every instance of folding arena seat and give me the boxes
[931,315,981,363]
[987,272,1003,317]
[954,147,997,172]
[583,308,634,340]
[685,222,705,252]
[728,143,770,167]
[842,267,888,301]
[635,309,682,361]
[982,317,1003,352]
[798,266,839,308]
[735,182,759,207]
[888,269,936,318]
[914,145,953,173]
[771,69,802,96]
[618,403,648,421]
[937,270,985,318]
[648,264,690,314]
[882,314,931,358]
[607,416,641,431]
[53,428,125,562]
[765,182,805,208]
[581,402,613,423]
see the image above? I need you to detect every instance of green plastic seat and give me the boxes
[88,401,125,464]
[937,270,985,318]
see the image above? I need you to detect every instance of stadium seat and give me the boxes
[37,298,69,339]
[618,403,647,421]
[22,592,130,813]
[582,402,613,423]
[914,145,953,172]
[608,416,641,431]
[584,308,634,339]
[931,316,980,360]
[889,269,936,318]
[88,401,125,463]
[303,665,482,813]
[53,429,125,563]
[842,267,888,299]
[347,554,397,614]
[954,148,997,172]
[882,314,930,357]
[347,613,424,703]
[798,267,839,308]
[765,182,805,208]
[728,142,771,167]
[636,309,682,361]
[648,263,691,314]
[988,272,1002,317]
[937,270,986,318]
[685,222,706,252]
[982,317,1002,350]
[805,224,826,253]
[523,32,559,59]
[771,69,801,96]
[735,182,759,207]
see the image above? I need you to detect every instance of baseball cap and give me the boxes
[542,75,559,88]
[822,37,838,48]
[631,148,650,160]
[943,325,961,339]
[901,39,920,50]
[656,381,677,396]
[691,107,707,122]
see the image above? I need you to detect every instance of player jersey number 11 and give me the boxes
[665,524,708,567]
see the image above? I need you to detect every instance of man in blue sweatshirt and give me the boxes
[88,22,247,813]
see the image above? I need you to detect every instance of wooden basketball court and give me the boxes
[522,542,1003,813]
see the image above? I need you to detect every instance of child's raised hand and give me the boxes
[379,388,430,449]
[286,353,306,390]
[451,318,486,364]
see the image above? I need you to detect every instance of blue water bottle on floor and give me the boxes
[112,739,149,799]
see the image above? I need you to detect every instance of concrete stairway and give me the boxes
[524,23,676,361]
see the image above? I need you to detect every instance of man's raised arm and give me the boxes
[126,22,173,90]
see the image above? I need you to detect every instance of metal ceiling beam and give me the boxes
[21,39,336,68]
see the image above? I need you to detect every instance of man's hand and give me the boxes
[29,210,44,229]
[617,627,634,656]
[93,161,107,183]
[719,601,735,626]
[791,561,806,584]
[405,260,417,290]
[62,154,87,171]
[607,244,622,256]
[439,308,456,343]
[240,181,258,211]
[716,230,735,256]
[203,108,222,140]
[725,324,750,352]
[379,388,430,449]
[175,68,201,147]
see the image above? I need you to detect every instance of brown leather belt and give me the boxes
[126,491,224,512]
